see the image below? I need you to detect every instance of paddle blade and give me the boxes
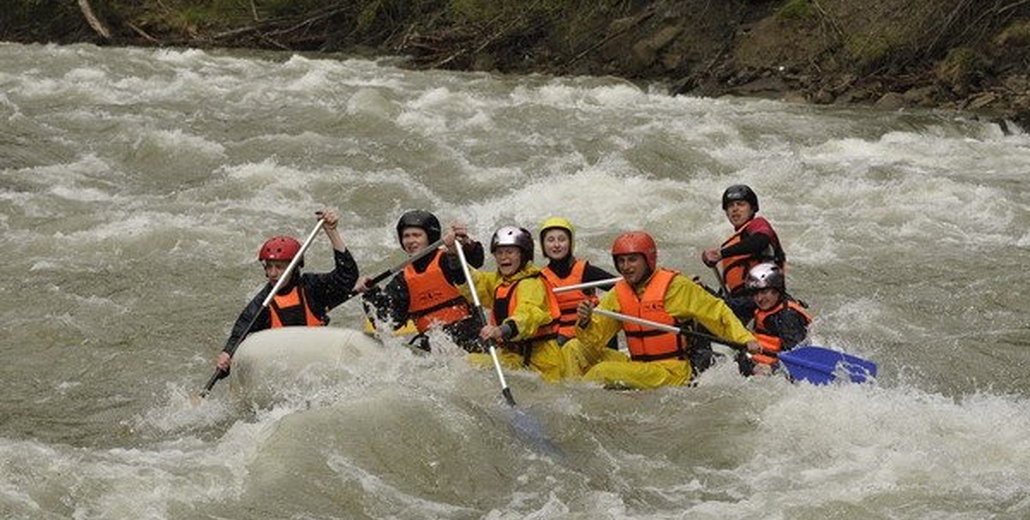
[507,406,564,459]
[778,346,877,385]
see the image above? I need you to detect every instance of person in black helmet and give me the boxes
[354,210,485,352]
[701,184,786,321]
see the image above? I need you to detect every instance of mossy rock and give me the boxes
[777,0,817,22]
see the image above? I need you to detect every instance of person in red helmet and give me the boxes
[214,208,358,373]
[701,184,786,321]
[565,231,758,389]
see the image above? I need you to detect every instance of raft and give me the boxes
[228,327,385,406]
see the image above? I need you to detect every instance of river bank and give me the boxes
[6,0,1030,129]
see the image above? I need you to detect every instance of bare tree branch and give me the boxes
[78,0,111,39]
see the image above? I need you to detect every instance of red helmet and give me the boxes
[611,231,657,271]
[259,236,302,264]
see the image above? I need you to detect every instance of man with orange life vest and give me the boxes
[450,225,566,383]
[737,262,812,377]
[565,231,758,389]
[538,217,618,345]
[701,184,786,322]
[215,208,358,373]
[356,210,485,352]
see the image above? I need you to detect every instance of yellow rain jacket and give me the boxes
[465,264,565,383]
[565,269,755,389]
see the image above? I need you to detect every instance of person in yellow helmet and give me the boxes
[565,231,759,389]
[449,225,566,383]
[538,217,618,345]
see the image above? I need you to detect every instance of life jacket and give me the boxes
[492,274,561,358]
[614,268,686,362]
[750,300,812,366]
[403,250,472,332]
[541,259,599,338]
[268,283,324,328]
[716,216,784,295]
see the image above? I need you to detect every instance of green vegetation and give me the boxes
[994,20,1030,47]
[844,32,899,70]
[776,0,816,21]
[934,46,982,89]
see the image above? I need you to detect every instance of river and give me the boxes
[2,42,1029,519]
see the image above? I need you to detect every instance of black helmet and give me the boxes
[396,210,441,246]
[722,184,759,212]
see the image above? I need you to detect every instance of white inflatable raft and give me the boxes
[228,327,386,406]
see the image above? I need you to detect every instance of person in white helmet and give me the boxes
[450,225,566,383]
[739,262,812,376]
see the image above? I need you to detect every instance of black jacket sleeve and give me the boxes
[302,248,361,316]
[223,286,272,356]
[441,240,484,285]
[362,274,410,329]
[771,309,809,351]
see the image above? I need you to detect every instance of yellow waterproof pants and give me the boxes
[562,338,692,389]
[561,338,629,380]
[467,339,565,383]
[583,358,691,389]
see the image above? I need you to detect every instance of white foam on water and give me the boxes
[3,43,1030,520]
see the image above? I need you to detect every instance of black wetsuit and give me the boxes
[363,242,485,352]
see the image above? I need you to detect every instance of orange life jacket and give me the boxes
[491,274,561,345]
[751,300,812,366]
[403,250,471,332]
[716,218,781,295]
[541,259,599,338]
[269,284,324,328]
[614,268,686,361]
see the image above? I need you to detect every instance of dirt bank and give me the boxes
[7,0,1030,129]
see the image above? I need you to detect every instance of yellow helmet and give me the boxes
[539,216,575,256]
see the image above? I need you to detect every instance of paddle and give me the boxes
[344,237,447,304]
[197,217,326,399]
[592,308,876,385]
[551,277,622,294]
[711,265,728,295]
[454,238,561,457]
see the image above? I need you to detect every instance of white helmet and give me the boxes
[490,226,534,262]
[745,262,785,291]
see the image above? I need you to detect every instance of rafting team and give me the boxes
[214,184,813,390]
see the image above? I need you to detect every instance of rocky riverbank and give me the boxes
[6,0,1030,130]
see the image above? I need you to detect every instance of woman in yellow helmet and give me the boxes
[538,217,618,346]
